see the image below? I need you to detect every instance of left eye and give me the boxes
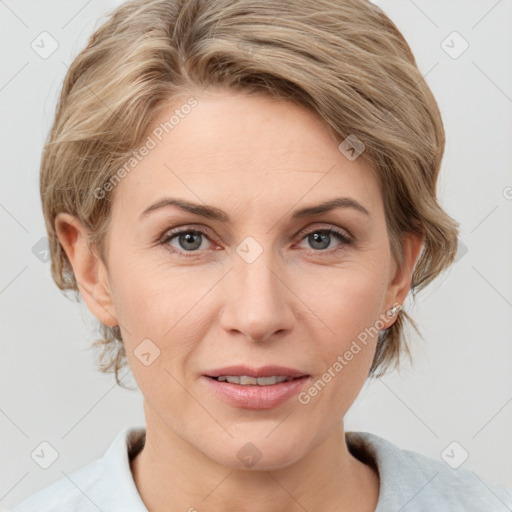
[296,228,352,252]
[161,226,352,256]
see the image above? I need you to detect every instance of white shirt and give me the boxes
[10,426,512,511]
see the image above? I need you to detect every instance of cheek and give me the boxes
[302,259,388,337]
[109,252,211,337]
[299,261,389,386]
[108,255,217,398]
[298,280,385,415]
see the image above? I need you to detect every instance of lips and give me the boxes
[204,365,308,379]
[202,375,310,409]
[202,365,311,409]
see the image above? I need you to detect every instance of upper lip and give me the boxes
[204,365,309,378]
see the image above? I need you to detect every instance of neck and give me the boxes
[130,406,379,512]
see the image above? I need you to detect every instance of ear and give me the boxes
[381,232,424,327]
[55,213,118,327]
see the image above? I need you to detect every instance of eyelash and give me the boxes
[159,225,353,258]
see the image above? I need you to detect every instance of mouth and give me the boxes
[202,365,310,409]
[206,375,303,385]
[204,365,308,380]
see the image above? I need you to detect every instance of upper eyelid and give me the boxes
[160,224,217,242]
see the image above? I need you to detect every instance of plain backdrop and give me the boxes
[1,0,511,509]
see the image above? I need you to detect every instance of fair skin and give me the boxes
[56,89,423,512]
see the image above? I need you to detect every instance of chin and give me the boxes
[201,428,313,471]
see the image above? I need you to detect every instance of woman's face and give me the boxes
[88,89,416,469]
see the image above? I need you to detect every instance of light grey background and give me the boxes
[1,0,511,509]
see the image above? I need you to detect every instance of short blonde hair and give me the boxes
[42,0,459,388]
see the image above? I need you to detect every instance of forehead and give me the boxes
[110,90,381,220]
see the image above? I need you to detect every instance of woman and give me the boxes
[11,0,512,510]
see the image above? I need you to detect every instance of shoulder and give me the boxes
[9,459,104,512]
[10,426,147,512]
[346,431,512,512]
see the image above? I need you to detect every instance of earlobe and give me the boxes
[55,213,118,327]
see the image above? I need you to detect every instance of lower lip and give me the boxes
[202,376,310,409]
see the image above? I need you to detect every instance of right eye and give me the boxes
[161,228,215,256]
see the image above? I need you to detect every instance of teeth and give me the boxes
[215,375,293,386]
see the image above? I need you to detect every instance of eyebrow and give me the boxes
[139,196,370,222]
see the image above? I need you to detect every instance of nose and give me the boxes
[219,247,295,343]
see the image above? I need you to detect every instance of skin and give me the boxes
[56,88,423,512]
